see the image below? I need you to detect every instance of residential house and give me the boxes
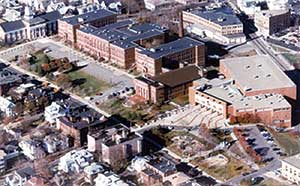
[94,171,129,186]
[84,162,104,184]
[0,96,16,117]
[42,133,69,153]
[19,140,46,160]
[6,167,35,186]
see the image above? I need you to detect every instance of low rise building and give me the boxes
[45,101,67,124]
[6,167,35,186]
[0,7,61,44]
[0,150,7,173]
[0,96,15,117]
[58,9,117,44]
[94,171,129,186]
[219,56,296,102]
[255,9,290,36]
[76,20,167,69]
[136,37,205,76]
[182,7,246,44]
[0,66,24,96]
[88,124,142,167]
[58,149,94,173]
[56,99,107,146]
[281,153,300,184]
[83,162,104,184]
[42,133,69,153]
[134,65,203,103]
[19,140,46,160]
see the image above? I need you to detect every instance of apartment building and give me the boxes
[58,9,117,44]
[182,7,246,44]
[87,124,142,167]
[255,9,290,36]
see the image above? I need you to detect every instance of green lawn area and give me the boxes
[282,53,300,64]
[269,129,300,156]
[67,70,111,97]
[100,99,176,125]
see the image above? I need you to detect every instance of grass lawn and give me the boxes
[269,129,300,156]
[194,153,252,181]
[100,99,176,125]
[67,70,111,96]
[282,53,300,64]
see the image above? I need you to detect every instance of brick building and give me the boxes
[58,9,117,44]
[136,37,205,76]
[189,56,296,128]
[87,124,142,167]
[134,65,204,103]
[255,9,290,36]
[76,20,167,69]
[182,7,246,44]
[219,56,296,102]
[56,100,107,146]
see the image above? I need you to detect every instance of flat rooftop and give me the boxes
[139,37,204,59]
[220,55,296,92]
[195,78,291,110]
[188,7,242,27]
[282,154,300,169]
[256,9,290,17]
[61,9,116,25]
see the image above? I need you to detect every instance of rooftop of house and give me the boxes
[187,7,242,26]
[0,66,23,85]
[148,156,177,174]
[138,37,204,59]
[16,167,35,179]
[194,78,291,110]
[220,55,296,92]
[61,9,116,25]
[89,124,141,146]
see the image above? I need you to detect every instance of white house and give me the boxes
[42,134,69,153]
[45,102,66,124]
[6,167,35,186]
[19,140,45,160]
[58,149,94,173]
[94,171,129,186]
[0,96,15,117]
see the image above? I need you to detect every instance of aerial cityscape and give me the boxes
[0,0,299,185]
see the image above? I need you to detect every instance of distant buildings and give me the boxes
[281,153,300,184]
[58,9,117,44]
[0,7,61,44]
[182,7,246,44]
[88,124,142,167]
[255,9,290,36]
[189,56,296,128]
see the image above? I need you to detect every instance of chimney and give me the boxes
[178,11,184,38]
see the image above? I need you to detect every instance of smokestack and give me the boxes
[178,11,184,38]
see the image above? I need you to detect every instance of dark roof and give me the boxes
[0,20,25,32]
[61,9,116,25]
[152,65,202,87]
[39,10,62,21]
[139,37,204,59]
[190,7,242,27]
[16,167,35,179]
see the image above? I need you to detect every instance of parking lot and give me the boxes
[0,39,134,104]
[239,125,284,163]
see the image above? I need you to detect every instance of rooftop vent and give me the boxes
[254,75,259,79]
[266,74,271,78]
[246,65,250,69]
[217,17,226,22]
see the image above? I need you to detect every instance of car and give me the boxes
[90,97,94,101]
[112,93,117,96]
[95,101,99,105]
[125,87,130,91]
[242,172,250,176]
[96,92,103,96]
[251,176,264,185]
[44,48,52,53]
